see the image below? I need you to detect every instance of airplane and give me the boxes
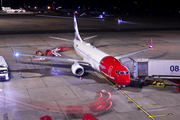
[50,3,67,14]
[14,13,153,87]
[78,5,104,17]
[47,2,75,15]
[23,3,46,13]
[79,5,94,16]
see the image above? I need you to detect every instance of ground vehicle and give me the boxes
[0,56,9,81]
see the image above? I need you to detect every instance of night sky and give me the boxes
[1,0,180,15]
[2,0,179,7]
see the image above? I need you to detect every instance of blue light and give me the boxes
[15,52,19,57]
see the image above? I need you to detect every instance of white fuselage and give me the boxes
[73,39,109,71]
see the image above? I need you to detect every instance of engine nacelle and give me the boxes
[71,63,84,76]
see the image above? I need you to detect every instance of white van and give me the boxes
[0,56,9,80]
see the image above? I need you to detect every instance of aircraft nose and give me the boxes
[125,78,130,85]
[119,75,130,85]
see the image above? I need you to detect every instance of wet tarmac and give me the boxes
[0,13,180,120]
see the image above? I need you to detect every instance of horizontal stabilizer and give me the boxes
[83,35,98,41]
[49,36,73,42]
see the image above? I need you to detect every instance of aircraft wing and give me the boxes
[49,35,98,41]
[115,47,152,60]
[15,53,91,66]
[115,38,153,60]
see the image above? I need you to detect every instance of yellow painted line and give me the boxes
[131,96,149,99]
[149,85,165,88]
[100,47,116,55]
[140,104,159,107]
[144,96,149,98]
[157,78,163,82]
[119,90,155,120]
[70,49,83,59]
[158,78,171,85]
[152,113,173,118]
[131,96,144,99]
[122,88,137,91]
[158,78,178,86]
[98,73,116,87]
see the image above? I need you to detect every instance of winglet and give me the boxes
[150,37,153,50]
[74,12,83,41]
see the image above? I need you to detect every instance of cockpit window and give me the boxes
[115,71,129,75]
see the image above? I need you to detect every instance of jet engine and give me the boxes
[71,63,84,76]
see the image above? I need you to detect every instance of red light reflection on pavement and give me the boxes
[0,90,112,116]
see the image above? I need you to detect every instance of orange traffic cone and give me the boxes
[19,71,23,78]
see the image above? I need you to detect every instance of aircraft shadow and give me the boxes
[124,79,179,93]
